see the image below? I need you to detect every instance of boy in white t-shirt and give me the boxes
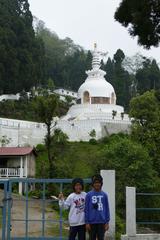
[59,178,86,240]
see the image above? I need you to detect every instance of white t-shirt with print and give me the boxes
[59,192,86,226]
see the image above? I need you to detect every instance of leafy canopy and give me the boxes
[115,0,160,48]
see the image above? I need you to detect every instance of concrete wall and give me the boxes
[121,234,160,240]
[0,116,131,145]
[101,121,131,137]
[57,119,131,141]
[0,117,46,147]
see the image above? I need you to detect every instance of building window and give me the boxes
[83,91,90,104]
[91,97,110,104]
[77,99,81,104]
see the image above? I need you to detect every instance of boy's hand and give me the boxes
[86,224,91,232]
[104,223,109,231]
[58,193,64,200]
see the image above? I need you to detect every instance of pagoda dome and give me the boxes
[77,44,116,105]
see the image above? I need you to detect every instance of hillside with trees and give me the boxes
[0,0,160,111]
[0,0,46,93]
[34,89,160,237]
[34,18,160,110]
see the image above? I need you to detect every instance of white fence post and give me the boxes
[19,157,24,195]
[101,170,115,239]
[126,187,136,236]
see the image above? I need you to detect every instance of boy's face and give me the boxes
[93,180,102,191]
[74,183,82,193]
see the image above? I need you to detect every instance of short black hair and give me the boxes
[72,178,84,191]
[92,174,103,186]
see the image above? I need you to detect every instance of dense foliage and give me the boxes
[130,90,160,177]
[115,0,160,48]
[34,18,92,91]
[0,0,46,93]
[0,3,160,110]
[0,95,69,121]
[34,90,160,236]
[36,132,160,236]
[34,19,160,110]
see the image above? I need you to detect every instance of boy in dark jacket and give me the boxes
[85,174,110,240]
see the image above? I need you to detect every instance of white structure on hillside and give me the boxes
[55,44,131,141]
[0,94,20,102]
[0,118,46,147]
[54,88,78,99]
[0,44,131,145]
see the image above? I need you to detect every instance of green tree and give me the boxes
[33,94,59,177]
[35,18,92,91]
[47,78,55,91]
[89,129,96,139]
[104,57,114,85]
[115,0,160,48]
[136,59,160,94]
[19,90,28,102]
[0,135,11,147]
[104,49,132,110]
[52,128,68,145]
[97,135,158,215]
[65,95,73,105]
[112,110,117,119]
[0,0,46,93]
[121,112,124,120]
[129,90,160,176]
[113,49,132,109]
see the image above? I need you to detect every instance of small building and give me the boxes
[54,88,78,99]
[0,147,37,194]
[0,147,36,178]
[0,94,20,102]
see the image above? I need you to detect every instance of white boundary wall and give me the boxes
[101,170,115,239]
[0,118,46,147]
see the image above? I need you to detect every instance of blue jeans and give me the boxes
[69,224,86,240]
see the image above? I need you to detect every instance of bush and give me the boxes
[89,138,97,144]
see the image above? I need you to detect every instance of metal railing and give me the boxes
[0,178,91,240]
[136,192,160,225]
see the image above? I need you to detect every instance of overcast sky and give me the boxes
[29,0,159,63]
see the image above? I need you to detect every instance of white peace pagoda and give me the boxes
[56,44,131,141]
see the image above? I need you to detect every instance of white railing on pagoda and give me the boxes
[0,168,25,178]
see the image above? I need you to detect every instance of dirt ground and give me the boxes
[0,190,68,238]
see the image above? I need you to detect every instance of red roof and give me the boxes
[0,147,36,156]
